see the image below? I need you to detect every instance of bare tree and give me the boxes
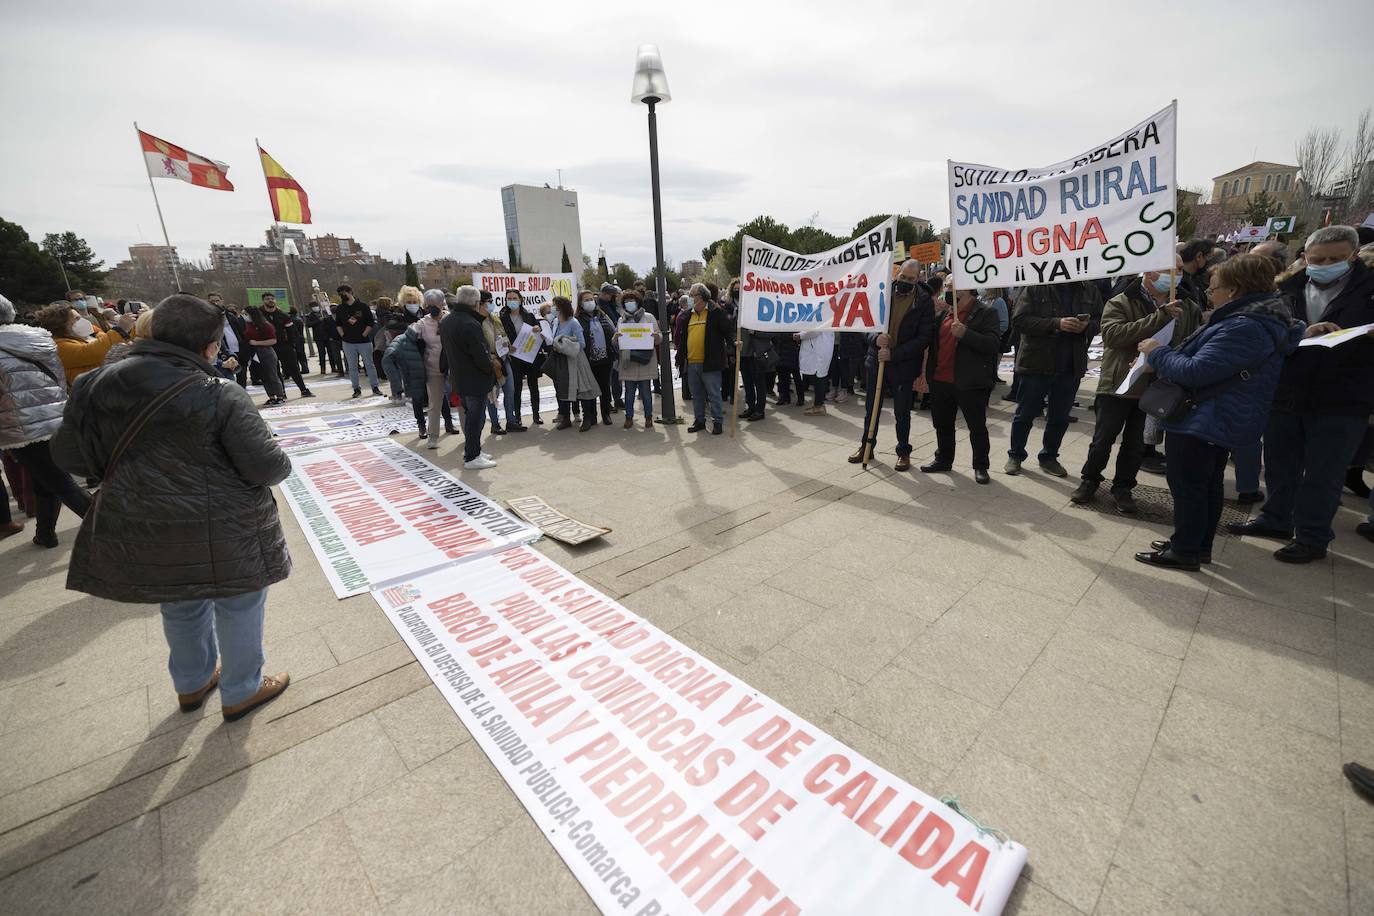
[1294,125,1342,229]
[1337,108,1374,223]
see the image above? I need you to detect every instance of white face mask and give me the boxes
[71,317,94,338]
[580,301,595,313]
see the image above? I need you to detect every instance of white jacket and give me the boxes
[798,329,835,378]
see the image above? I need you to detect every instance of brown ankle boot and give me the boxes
[644,417,654,429]
[222,673,291,722]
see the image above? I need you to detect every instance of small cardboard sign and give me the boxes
[506,495,611,545]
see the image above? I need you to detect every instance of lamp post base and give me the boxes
[655,415,686,425]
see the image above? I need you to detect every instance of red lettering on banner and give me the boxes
[880,801,924,848]
[547,709,600,744]
[899,813,955,869]
[468,636,521,668]
[565,731,619,765]
[744,716,790,751]
[521,693,574,727]
[625,790,687,843]
[738,790,797,842]
[803,753,850,793]
[643,815,707,870]
[716,771,770,817]
[685,747,734,786]
[931,840,991,905]
[670,834,738,897]
[497,547,539,570]
[718,694,763,727]
[488,658,539,688]
[855,786,898,836]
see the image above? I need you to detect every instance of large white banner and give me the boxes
[270,406,419,455]
[739,217,897,333]
[948,102,1177,288]
[259,395,390,419]
[475,272,578,309]
[375,546,1027,915]
[280,441,538,597]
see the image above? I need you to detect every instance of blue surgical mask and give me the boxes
[405,302,419,315]
[1306,261,1351,283]
[1150,275,1173,294]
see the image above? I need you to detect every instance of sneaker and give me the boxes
[803,405,827,416]
[1004,457,1022,475]
[463,456,498,470]
[299,390,315,399]
[1039,459,1068,478]
[834,390,850,403]
[1274,540,1327,564]
[491,425,506,436]
[371,388,384,397]
[222,673,290,722]
[1069,480,1099,504]
[425,440,440,450]
[351,389,362,399]
[688,422,706,433]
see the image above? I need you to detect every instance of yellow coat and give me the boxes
[55,329,122,386]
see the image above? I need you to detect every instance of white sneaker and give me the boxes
[425,439,440,450]
[480,451,493,461]
[464,455,497,470]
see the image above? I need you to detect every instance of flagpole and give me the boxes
[1168,99,1178,300]
[135,121,183,292]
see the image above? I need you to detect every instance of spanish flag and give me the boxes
[257,143,311,224]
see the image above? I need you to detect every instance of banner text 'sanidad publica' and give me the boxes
[948,103,1177,288]
[738,216,897,333]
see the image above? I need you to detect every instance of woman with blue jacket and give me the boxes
[1134,254,1305,571]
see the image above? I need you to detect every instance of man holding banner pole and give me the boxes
[849,259,937,470]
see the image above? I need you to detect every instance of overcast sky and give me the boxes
[2,0,1369,275]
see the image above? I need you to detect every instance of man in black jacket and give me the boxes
[683,283,734,434]
[848,259,937,471]
[261,292,312,398]
[209,292,249,388]
[1229,226,1374,562]
[1004,280,1103,476]
[920,287,1001,483]
[52,294,292,721]
[440,285,497,468]
[336,284,382,397]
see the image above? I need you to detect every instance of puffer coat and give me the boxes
[382,325,427,395]
[50,339,292,603]
[1146,293,1304,450]
[0,324,67,449]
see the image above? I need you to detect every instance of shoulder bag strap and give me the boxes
[103,374,203,482]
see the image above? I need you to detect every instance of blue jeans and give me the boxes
[1258,412,1368,547]
[1232,441,1262,494]
[1008,372,1079,461]
[486,359,517,425]
[624,379,653,420]
[160,588,268,707]
[343,340,379,391]
[688,364,723,424]
[461,393,487,461]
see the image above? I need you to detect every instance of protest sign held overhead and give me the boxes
[948,102,1177,288]
[739,216,896,333]
[475,272,577,309]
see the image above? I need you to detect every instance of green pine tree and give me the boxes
[560,245,573,273]
[41,231,106,293]
[404,251,420,288]
[1,218,67,306]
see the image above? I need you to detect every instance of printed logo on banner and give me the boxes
[380,582,421,607]
[739,216,897,333]
[948,102,1177,287]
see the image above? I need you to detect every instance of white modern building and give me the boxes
[501,183,583,273]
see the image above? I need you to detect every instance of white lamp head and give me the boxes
[631,44,671,105]
[282,239,300,257]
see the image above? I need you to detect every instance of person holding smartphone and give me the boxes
[1004,279,1103,477]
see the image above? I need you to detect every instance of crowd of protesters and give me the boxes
[1,223,1372,726]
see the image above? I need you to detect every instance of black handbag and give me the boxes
[756,342,779,372]
[1139,350,1277,423]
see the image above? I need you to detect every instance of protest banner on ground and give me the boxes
[259,395,390,419]
[269,406,418,454]
[948,102,1177,288]
[739,216,897,333]
[475,272,577,309]
[281,441,538,597]
[506,496,611,544]
[374,546,1027,915]
[616,322,656,350]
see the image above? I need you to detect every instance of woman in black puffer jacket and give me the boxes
[51,294,294,721]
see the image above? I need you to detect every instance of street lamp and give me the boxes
[632,43,679,423]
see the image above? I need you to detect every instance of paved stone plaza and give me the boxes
[1,378,1371,915]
